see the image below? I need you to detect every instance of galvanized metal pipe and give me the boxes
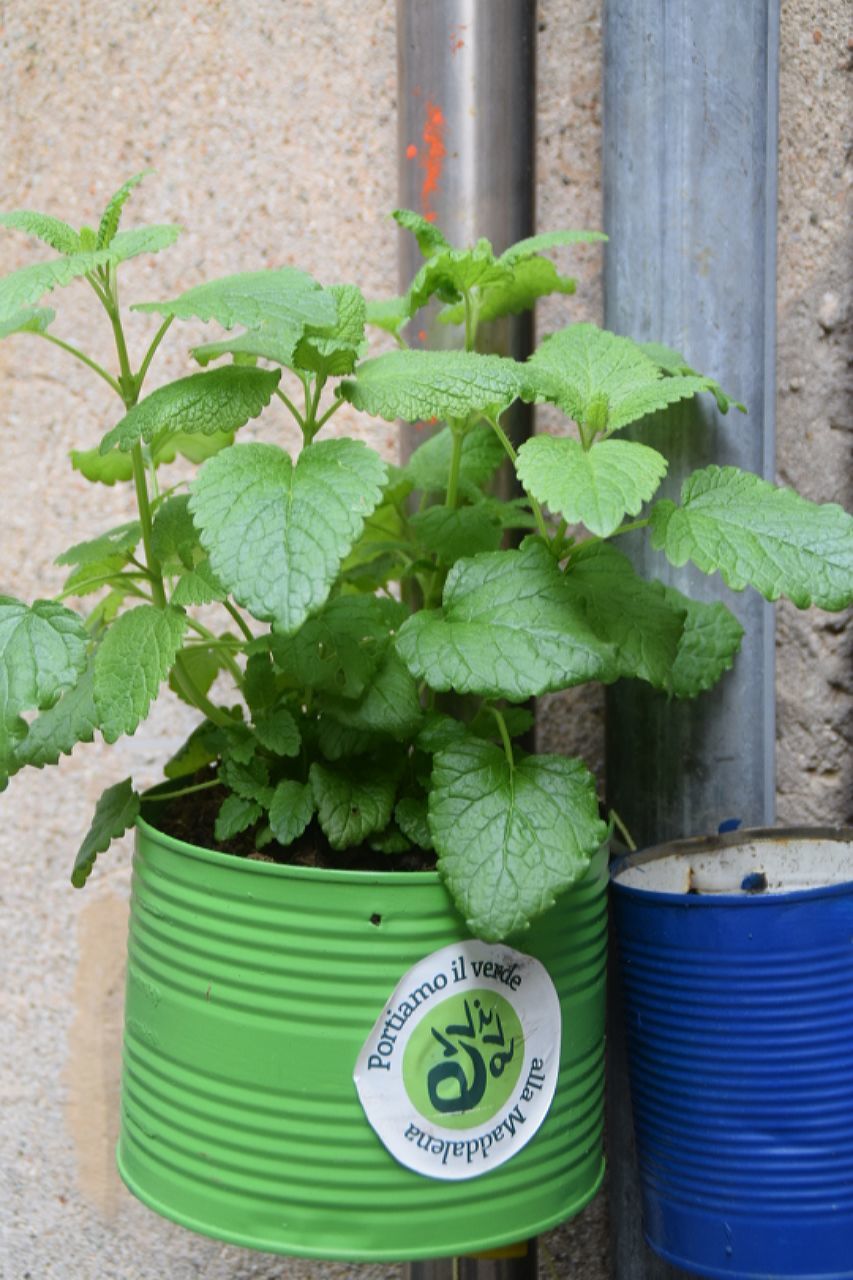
[603,2,780,1277]
[396,0,536,465]
[398,5,537,1277]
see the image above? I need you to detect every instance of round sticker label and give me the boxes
[353,941,561,1180]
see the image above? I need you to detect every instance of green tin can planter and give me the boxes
[117,813,608,1261]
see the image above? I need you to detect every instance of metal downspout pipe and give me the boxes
[397,4,537,1278]
[603,3,780,1277]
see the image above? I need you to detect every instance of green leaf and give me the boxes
[564,543,686,690]
[0,306,55,339]
[429,738,607,940]
[0,597,89,784]
[151,495,197,568]
[407,243,509,314]
[268,779,314,846]
[639,342,746,415]
[220,754,271,804]
[189,439,387,633]
[309,759,397,850]
[164,720,224,779]
[319,650,423,740]
[167,643,222,705]
[60,554,131,598]
[171,561,227,606]
[192,326,299,369]
[0,250,111,314]
[364,295,411,339]
[497,229,608,266]
[650,466,853,611]
[522,324,714,433]
[270,595,406,698]
[70,446,134,485]
[100,366,280,454]
[395,794,433,850]
[215,793,263,842]
[416,713,467,754]
[315,717,379,762]
[133,268,336,346]
[293,284,367,379]
[153,428,236,468]
[103,225,183,264]
[0,210,81,254]
[441,257,576,327]
[340,349,520,423]
[392,209,451,257]
[516,436,668,536]
[93,605,187,742]
[370,824,411,854]
[254,706,301,757]
[56,522,142,568]
[410,504,503,564]
[71,777,140,888]
[662,588,745,698]
[405,424,505,495]
[396,540,617,700]
[13,661,99,770]
[96,171,150,248]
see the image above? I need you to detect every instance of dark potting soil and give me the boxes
[148,772,437,874]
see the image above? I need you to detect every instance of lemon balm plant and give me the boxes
[1,179,852,942]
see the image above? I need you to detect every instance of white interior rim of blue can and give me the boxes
[615,835,853,898]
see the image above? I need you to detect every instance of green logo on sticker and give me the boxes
[402,989,524,1130]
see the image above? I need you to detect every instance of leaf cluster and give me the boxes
[2,183,851,942]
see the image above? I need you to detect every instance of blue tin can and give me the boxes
[611,827,853,1280]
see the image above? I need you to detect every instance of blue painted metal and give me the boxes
[611,829,853,1279]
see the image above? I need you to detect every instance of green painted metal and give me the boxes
[117,814,607,1260]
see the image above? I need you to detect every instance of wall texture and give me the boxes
[0,2,849,1278]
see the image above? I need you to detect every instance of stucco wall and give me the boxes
[0,2,849,1278]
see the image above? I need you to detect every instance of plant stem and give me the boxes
[609,808,637,852]
[485,414,551,541]
[131,443,167,608]
[37,332,123,395]
[274,386,305,429]
[313,395,344,434]
[222,599,254,643]
[445,427,464,510]
[490,707,515,772]
[135,317,174,393]
[172,655,236,728]
[142,777,221,803]
[54,572,150,602]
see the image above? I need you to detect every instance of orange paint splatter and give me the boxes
[420,100,446,224]
[406,143,418,159]
[417,329,428,343]
[450,24,466,54]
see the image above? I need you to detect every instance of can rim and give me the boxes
[610,825,853,905]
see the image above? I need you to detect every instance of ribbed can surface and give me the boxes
[117,817,608,1260]
[612,829,853,1280]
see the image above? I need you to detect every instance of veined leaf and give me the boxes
[0,210,81,254]
[96,171,150,248]
[0,597,89,784]
[269,595,406,698]
[516,436,668,536]
[93,605,187,741]
[564,542,686,690]
[407,243,510,314]
[171,561,226,606]
[392,209,451,257]
[0,306,55,339]
[14,661,99,771]
[662,587,745,698]
[639,341,746,415]
[310,759,396,850]
[396,540,617,700]
[0,250,112,314]
[404,425,506,495]
[190,439,387,633]
[164,720,224,779]
[134,267,336,341]
[167,643,222,705]
[71,428,234,485]
[441,256,576,327]
[268,779,314,845]
[60,555,132,598]
[151,495,198,568]
[254,706,301,757]
[100,366,280,454]
[104,225,182,264]
[71,777,140,888]
[192,326,299,369]
[429,738,607,940]
[215,793,263,841]
[410,504,503,564]
[522,323,714,433]
[318,650,423,740]
[293,284,367,379]
[650,466,853,610]
[497,229,608,266]
[395,795,433,850]
[341,349,520,423]
[56,521,141,567]
[364,295,411,338]
[70,447,134,486]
